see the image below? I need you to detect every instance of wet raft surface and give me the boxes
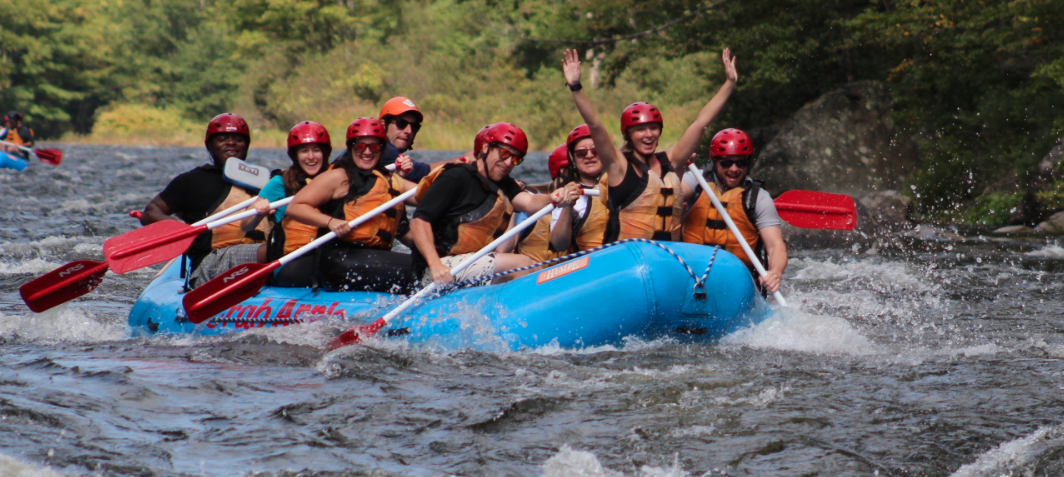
[1,144,1064,476]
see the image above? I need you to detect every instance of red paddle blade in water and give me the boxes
[34,148,62,166]
[104,221,205,274]
[20,260,109,312]
[329,320,387,350]
[774,190,857,230]
[182,261,279,324]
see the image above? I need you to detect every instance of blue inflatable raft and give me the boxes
[0,151,28,171]
[128,240,773,350]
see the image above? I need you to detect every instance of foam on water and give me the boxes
[0,257,68,275]
[0,306,128,344]
[1026,241,1064,258]
[949,425,1064,477]
[721,307,879,356]
[0,452,65,477]
[543,445,690,477]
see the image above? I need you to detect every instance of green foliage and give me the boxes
[961,192,1023,227]
[1038,180,1064,211]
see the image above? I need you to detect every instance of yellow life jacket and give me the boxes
[210,185,271,249]
[283,170,405,253]
[573,178,610,251]
[4,126,31,146]
[605,152,682,242]
[682,174,762,267]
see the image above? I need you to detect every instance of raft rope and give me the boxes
[452,238,720,298]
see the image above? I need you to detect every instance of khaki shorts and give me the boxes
[421,252,497,287]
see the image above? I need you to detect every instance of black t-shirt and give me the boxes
[158,165,235,225]
[413,164,524,224]
[411,164,524,273]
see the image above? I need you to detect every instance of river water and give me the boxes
[1,144,1063,476]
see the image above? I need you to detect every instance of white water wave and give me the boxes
[950,425,1064,477]
[721,307,879,356]
[1026,241,1064,258]
[0,452,66,477]
[0,306,128,344]
[543,444,690,477]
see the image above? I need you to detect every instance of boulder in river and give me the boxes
[755,81,918,196]
[1034,211,1064,234]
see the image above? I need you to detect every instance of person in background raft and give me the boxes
[376,96,434,183]
[411,122,581,287]
[283,118,419,293]
[561,48,739,243]
[682,128,787,294]
[516,124,609,262]
[0,111,35,160]
[140,113,269,288]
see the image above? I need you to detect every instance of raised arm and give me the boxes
[563,49,627,187]
[666,48,739,170]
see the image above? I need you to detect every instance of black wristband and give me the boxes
[568,82,583,92]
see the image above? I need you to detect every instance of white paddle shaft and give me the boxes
[687,163,787,306]
[0,139,34,154]
[203,197,294,230]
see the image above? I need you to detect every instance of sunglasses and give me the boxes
[717,158,752,169]
[495,146,524,166]
[573,148,597,159]
[352,142,383,154]
[392,118,421,133]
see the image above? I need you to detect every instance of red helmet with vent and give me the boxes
[484,122,528,155]
[620,102,662,135]
[287,121,332,160]
[473,123,494,155]
[566,124,591,151]
[709,128,754,156]
[345,117,387,145]
[204,113,250,146]
[548,144,569,179]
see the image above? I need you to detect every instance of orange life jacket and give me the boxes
[516,213,567,263]
[210,185,270,250]
[682,173,762,266]
[573,178,610,251]
[3,126,31,146]
[282,170,405,253]
[605,152,682,242]
[419,164,514,258]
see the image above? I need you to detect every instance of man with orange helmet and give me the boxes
[682,128,787,294]
[377,96,435,182]
[410,122,581,287]
[139,113,270,288]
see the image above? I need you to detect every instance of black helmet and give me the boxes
[6,111,21,122]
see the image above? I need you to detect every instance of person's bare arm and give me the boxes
[563,49,626,187]
[286,169,350,236]
[410,217,451,285]
[140,195,178,226]
[240,197,271,232]
[758,225,787,294]
[666,48,739,170]
[550,206,574,252]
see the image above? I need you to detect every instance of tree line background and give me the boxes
[1,0,1062,224]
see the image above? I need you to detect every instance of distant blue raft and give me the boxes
[128,241,773,351]
[0,151,28,171]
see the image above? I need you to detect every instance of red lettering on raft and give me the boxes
[536,256,591,284]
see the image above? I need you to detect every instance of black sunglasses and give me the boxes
[392,118,422,133]
[717,158,752,169]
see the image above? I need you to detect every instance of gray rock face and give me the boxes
[1034,211,1064,234]
[755,81,918,196]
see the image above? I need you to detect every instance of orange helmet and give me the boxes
[379,96,423,123]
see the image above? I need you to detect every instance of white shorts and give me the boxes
[421,252,497,287]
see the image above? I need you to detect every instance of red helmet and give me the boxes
[473,123,494,155]
[346,117,387,144]
[620,102,662,135]
[379,96,423,123]
[548,144,569,179]
[709,128,754,156]
[287,121,332,159]
[205,113,250,146]
[484,122,528,155]
[566,124,591,151]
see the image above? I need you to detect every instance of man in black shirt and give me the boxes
[139,113,269,288]
[410,122,579,286]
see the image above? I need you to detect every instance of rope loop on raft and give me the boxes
[451,239,720,298]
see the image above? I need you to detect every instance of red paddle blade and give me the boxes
[104,221,204,274]
[182,262,279,324]
[20,260,109,312]
[774,190,858,230]
[34,148,62,166]
[329,320,387,350]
